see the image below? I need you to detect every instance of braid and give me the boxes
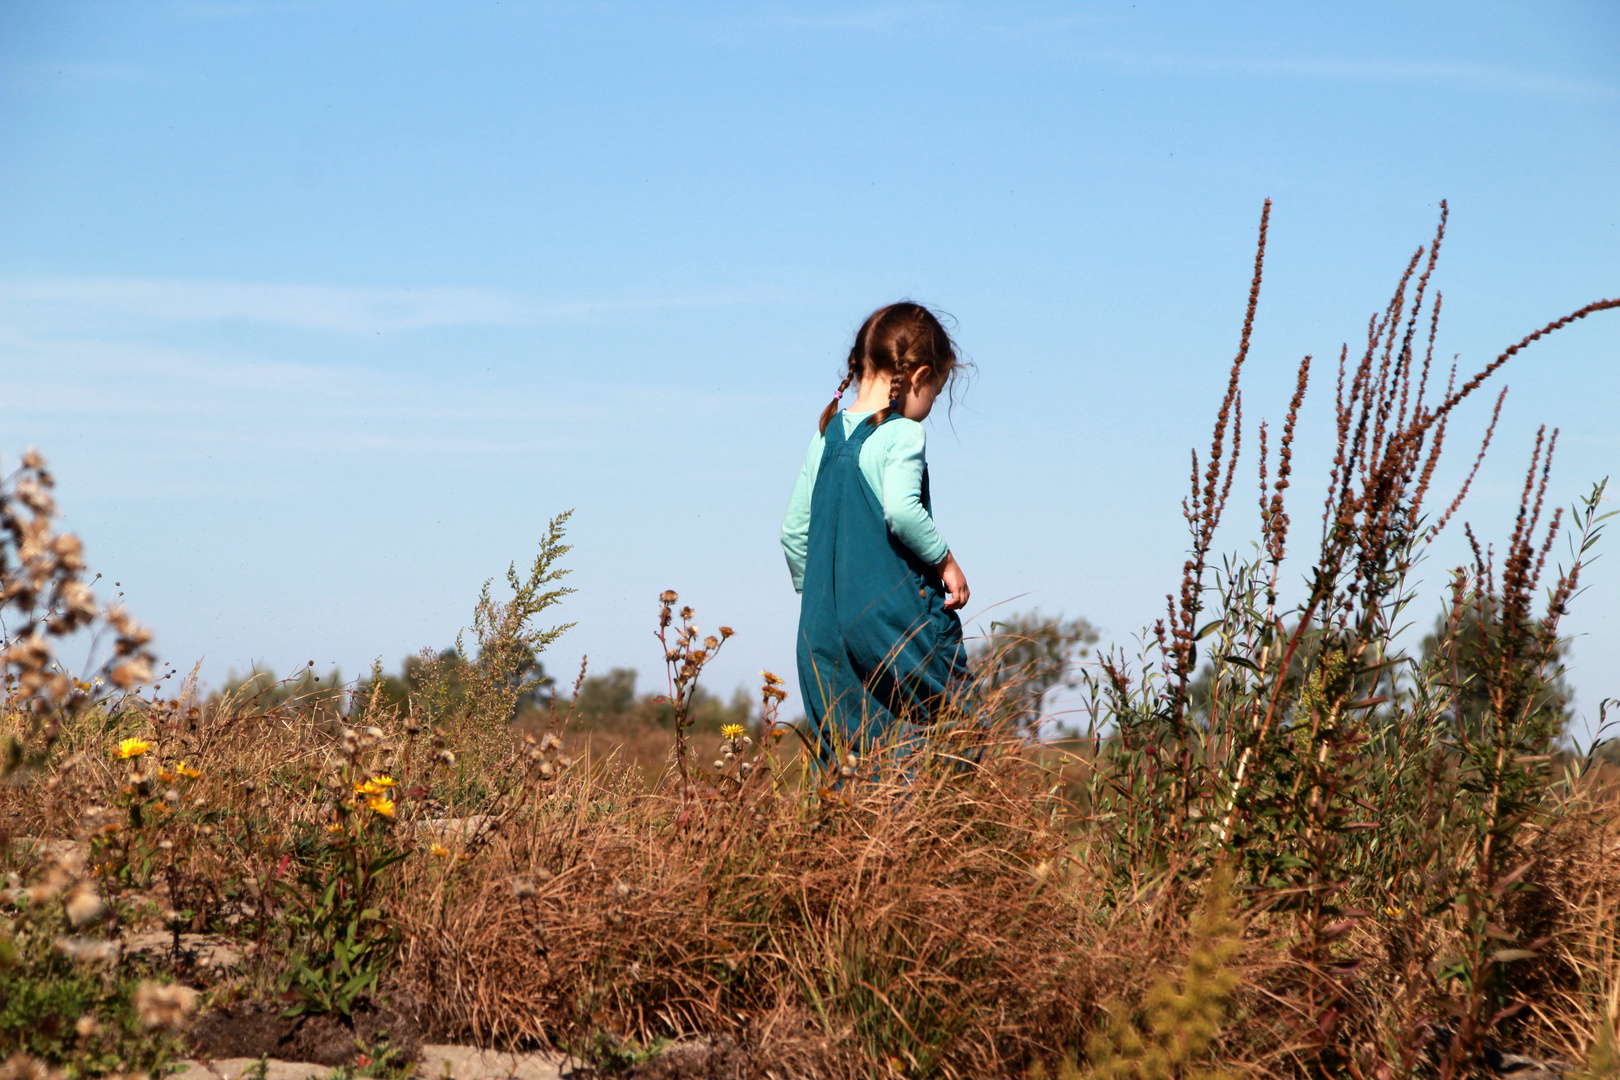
[870,357,913,428]
[818,352,861,434]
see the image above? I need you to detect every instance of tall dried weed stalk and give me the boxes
[1084,200,1620,1077]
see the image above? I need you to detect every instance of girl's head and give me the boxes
[819,301,964,434]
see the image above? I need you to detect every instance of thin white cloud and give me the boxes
[0,325,781,430]
[0,277,786,334]
[8,62,156,89]
[169,0,333,19]
[1069,47,1619,98]
[1177,53,1616,98]
[765,1,962,32]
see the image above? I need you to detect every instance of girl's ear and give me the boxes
[909,365,939,395]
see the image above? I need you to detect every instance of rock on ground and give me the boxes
[173,1046,568,1080]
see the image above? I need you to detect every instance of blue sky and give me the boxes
[2,1,1617,737]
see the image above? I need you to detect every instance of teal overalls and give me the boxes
[795,412,972,767]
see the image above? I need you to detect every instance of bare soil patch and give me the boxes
[189,1000,424,1067]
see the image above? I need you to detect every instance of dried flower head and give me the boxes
[109,656,153,689]
[64,883,104,927]
[133,980,199,1031]
[54,937,120,965]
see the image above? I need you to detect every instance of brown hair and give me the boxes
[818,301,963,434]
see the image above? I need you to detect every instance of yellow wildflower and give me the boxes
[355,779,384,796]
[720,723,745,740]
[371,775,397,788]
[327,823,345,835]
[429,843,451,857]
[176,762,201,780]
[157,770,176,783]
[114,737,151,759]
[366,795,396,818]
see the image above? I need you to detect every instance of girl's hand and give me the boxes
[937,552,969,611]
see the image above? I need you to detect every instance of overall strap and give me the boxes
[844,411,890,448]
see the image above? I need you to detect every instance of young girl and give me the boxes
[781,302,972,765]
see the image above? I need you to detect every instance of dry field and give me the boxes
[5,203,1620,1079]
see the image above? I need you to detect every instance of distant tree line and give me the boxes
[216,652,755,734]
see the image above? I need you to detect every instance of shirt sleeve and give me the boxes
[877,420,950,566]
[780,433,821,593]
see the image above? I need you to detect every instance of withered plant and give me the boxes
[1082,199,1620,1077]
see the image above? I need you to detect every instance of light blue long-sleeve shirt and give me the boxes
[781,410,950,593]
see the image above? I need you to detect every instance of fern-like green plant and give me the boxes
[1573,1016,1619,1080]
[1082,865,1242,1080]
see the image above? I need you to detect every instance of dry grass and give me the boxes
[6,202,1620,1079]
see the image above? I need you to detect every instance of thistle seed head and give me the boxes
[55,937,121,966]
[64,883,104,927]
[133,980,199,1031]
